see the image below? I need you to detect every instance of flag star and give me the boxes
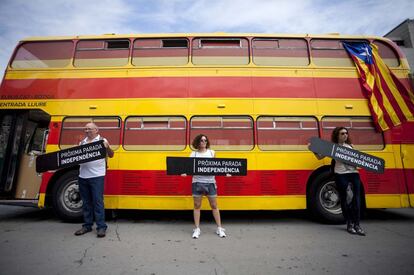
[360,46,371,58]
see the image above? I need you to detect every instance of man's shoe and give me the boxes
[216,227,226,238]
[74,227,92,236]
[347,223,357,234]
[97,228,106,238]
[192,227,201,239]
[354,225,366,236]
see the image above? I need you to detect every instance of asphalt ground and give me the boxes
[0,205,414,275]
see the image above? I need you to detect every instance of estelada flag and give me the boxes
[343,42,414,131]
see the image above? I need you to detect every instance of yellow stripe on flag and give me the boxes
[372,46,414,122]
[369,93,389,130]
[374,69,402,126]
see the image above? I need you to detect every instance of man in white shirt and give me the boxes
[74,122,114,238]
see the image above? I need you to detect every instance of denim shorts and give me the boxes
[192,182,217,197]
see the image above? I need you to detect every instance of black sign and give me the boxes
[36,140,107,173]
[167,157,247,176]
[309,137,385,174]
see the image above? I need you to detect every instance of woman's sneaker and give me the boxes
[216,227,226,238]
[192,227,201,239]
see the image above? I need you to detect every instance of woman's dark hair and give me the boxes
[192,134,210,150]
[331,126,352,144]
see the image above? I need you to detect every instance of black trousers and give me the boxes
[335,173,362,225]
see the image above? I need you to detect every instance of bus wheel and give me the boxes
[308,171,344,224]
[52,170,83,222]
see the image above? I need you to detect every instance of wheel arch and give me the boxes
[306,165,367,223]
[306,165,331,207]
[44,166,79,208]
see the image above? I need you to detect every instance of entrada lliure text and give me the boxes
[0,102,46,107]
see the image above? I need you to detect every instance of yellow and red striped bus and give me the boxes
[1,33,413,223]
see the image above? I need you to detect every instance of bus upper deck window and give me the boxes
[11,41,73,69]
[74,39,130,67]
[373,40,400,67]
[162,39,188,48]
[106,40,130,49]
[311,39,362,67]
[132,38,189,66]
[253,38,309,66]
[192,38,249,65]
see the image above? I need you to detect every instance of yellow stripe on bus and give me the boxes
[365,194,411,208]
[3,98,372,117]
[38,193,413,210]
[103,195,307,210]
[4,67,410,80]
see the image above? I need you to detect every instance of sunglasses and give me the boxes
[340,132,348,136]
[200,139,207,142]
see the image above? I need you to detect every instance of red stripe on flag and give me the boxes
[391,73,414,115]
[371,84,394,130]
[375,64,407,125]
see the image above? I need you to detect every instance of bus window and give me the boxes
[132,38,189,66]
[74,39,130,67]
[252,38,309,66]
[257,116,318,150]
[321,117,384,150]
[123,116,187,151]
[190,116,253,151]
[11,41,73,69]
[60,117,121,149]
[311,39,359,67]
[192,38,249,65]
[373,40,400,67]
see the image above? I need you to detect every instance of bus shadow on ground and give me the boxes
[0,205,55,222]
[110,208,414,224]
[111,209,311,224]
[1,206,413,224]
[363,209,414,222]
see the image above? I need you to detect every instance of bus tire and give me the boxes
[52,170,83,222]
[308,171,344,224]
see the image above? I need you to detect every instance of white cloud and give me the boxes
[0,0,413,79]
[0,0,134,77]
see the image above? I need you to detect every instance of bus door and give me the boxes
[0,110,50,200]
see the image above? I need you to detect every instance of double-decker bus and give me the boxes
[0,33,413,223]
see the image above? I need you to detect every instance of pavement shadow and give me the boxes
[1,205,413,225]
[363,209,414,222]
[0,206,54,222]
[111,209,312,224]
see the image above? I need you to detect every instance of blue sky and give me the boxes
[0,0,413,78]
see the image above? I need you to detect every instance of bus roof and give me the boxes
[20,33,391,42]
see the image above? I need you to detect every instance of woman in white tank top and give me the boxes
[182,134,226,239]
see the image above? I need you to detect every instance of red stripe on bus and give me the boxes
[39,168,412,196]
[2,76,410,99]
[0,77,369,99]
